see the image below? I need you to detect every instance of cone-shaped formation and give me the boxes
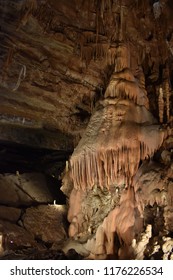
[104,72,149,108]
[70,45,165,190]
[67,44,167,259]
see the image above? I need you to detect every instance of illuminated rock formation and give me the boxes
[67,44,166,259]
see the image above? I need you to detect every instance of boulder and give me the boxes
[0,173,55,206]
[23,205,68,244]
[0,220,38,253]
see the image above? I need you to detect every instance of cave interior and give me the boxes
[0,0,173,260]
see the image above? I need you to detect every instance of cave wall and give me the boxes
[1,0,173,138]
[0,170,69,258]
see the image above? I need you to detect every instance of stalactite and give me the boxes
[107,47,117,65]
[135,66,146,89]
[1,47,14,83]
[68,41,167,258]
[95,43,107,59]
[70,110,165,190]
[100,0,112,18]
[166,40,173,56]
[105,77,148,107]
[70,44,165,191]
[35,3,47,23]
[81,42,111,64]
[115,44,130,72]
[79,1,112,64]
[102,43,110,61]
[153,1,162,19]
[104,44,148,107]
[158,87,164,123]
[119,3,124,41]
[95,1,99,60]
[80,45,94,65]
[19,0,38,26]
[83,32,95,43]
[165,80,170,123]
[12,65,26,92]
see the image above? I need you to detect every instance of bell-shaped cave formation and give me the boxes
[1,0,173,260]
[66,43,168,259]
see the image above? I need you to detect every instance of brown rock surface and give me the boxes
[0,219,38,253]
[0,0,172,142]
[0,206,21,223]
[23,204,68,243]
[0,173,55,206]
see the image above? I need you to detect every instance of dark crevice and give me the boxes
[0,139,71,174]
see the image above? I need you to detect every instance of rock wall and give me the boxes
[0,172,68,259]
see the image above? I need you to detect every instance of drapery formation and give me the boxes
[70,44,165,191]
[67,44,166,258]
[70,100,164,190]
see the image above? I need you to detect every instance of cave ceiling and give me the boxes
[0,0,173,150]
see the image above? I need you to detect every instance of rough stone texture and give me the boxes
[0,123,74,151]
[1,0,173,142]
[0,173,55,206]
[134,162,173,208]
[66,42,168,259]
[0,206,21,223]
[0,219,39,254]
[66,159,173,260]
[22,205,68,244]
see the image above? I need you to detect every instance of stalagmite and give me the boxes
[0,233,4,256]
[131,224,152,260]
[67,43,167,259]
[70,45,165,191]
[158,87,164,123]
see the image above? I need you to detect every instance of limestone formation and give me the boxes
[22,205,68,244]
[67,43,168,259]
[0,0,173,260]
